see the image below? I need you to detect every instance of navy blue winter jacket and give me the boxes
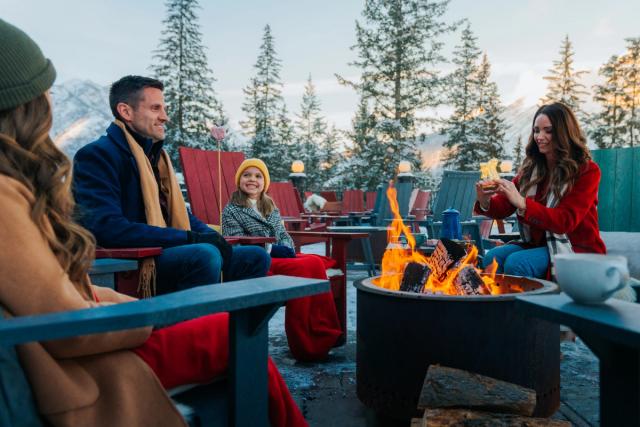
[73,122,211,248]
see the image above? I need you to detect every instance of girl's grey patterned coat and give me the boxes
[222,202,295,249]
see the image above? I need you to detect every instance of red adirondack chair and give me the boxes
[320,191,338,202]
[366,191,377,211]
[341,189,365,214]
[410,190,431,221]
[179,147,367,341]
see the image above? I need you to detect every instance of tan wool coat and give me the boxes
[0,175,187,427]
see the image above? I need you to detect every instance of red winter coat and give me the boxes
[474,160,606,254]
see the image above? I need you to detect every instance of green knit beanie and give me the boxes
[0,19,56,111]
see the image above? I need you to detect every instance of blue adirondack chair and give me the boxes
[421,170,487,251]
[0,276,328,427]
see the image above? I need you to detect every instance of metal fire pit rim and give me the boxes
[353,274,558,302]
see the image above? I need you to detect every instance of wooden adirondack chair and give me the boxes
[267,181,323,231]
[179,148,367,341]
[422,170,486,250]
[0,276,328,427]
[320,191,338,202]
[365,190,377,211]
[342,189,365,214]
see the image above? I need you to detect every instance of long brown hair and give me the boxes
[519,102,591,200]
[0,94,95,297]
[230,190,277,218]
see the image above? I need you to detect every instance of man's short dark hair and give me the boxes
[109,75,164,119]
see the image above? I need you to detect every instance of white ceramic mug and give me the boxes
[554,253,629,304]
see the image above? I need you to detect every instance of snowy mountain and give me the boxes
[416,98,539,171]
[51,80,111,158]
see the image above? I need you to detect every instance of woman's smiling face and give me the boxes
[239,166,265,199]
[533,113,555,159]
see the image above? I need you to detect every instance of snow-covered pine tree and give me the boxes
[319,125,341,188]
[151,0,226,165]
[513,135,524,171]
[295,75,327,191]
[338,0,456,185]
[588,55,629,148]
[619,37,640,147]
[240,25,288,173]
[540,35,589,114]
[440,23,482,171]
[342,96,380,190]
[471,53,506,165]
[272,103,294,180]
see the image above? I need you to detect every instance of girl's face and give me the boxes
[533,113,555,160]
[239,166,265,200]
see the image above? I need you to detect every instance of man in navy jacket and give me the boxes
[73,75,269,294]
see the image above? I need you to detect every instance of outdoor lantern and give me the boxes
[398,161,412,174]
[500,160,513,174]
[291,160,305,174]
[397,160,415,184]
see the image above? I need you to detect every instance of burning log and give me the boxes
[453,265,489,296]
[422,409,571,426]
[400,262,432,293]
[430,239,467,280]
[419,366,537,416]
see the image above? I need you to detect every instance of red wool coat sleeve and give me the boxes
[475,161,605,254]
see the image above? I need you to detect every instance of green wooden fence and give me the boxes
[591,147,640,232]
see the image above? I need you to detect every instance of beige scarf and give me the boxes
[113,120,191,297]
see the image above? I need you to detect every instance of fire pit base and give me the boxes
[355,275,560,420]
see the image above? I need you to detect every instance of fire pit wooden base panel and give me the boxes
[355,277,560,421]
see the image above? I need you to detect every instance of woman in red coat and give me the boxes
[475,102,605,278]
[222,159,342,362]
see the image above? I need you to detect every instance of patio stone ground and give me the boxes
[269,244,600,426]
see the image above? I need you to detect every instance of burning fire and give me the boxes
[373,185,515,296]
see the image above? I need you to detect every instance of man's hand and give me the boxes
[188,231,233,267]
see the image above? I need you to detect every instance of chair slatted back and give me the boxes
[268,182,302,219]
[432,171,481,222]
[410,190,432,221]
[320,191,338,202]
[179,147,245,225]
[365,191,377,211]
[342,189,365,213]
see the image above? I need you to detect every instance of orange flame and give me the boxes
[374,184,514,296]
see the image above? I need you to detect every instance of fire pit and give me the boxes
[355,274,559,420]
[354,185,561,420]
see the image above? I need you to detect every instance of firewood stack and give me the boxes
[400,239,490,295]
[411,366,570,426]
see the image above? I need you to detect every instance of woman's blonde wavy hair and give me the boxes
[519,102,591,200]
[0,94,95,298]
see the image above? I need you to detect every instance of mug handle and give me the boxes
[605,266,629,296]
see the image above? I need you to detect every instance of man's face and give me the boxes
[120,87,168,142]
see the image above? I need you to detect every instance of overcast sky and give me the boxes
[3,0,639,130]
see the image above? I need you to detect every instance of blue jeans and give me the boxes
[155,244,271,294]
[482,244,550,278]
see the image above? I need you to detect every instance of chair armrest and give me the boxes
[225,236,275,245]
[288,231,368,241]
[0,276,328,346]
[95,247,163,259]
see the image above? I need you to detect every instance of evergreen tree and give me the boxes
[440,23,482,170]
[619,37,640,146]
[540,35,589,113]
[240,25,287,172]
[342,96,379,190]
[151,0,226,165]
[272,103,294,180]
[471,53,506,164]
[319,125,341,189]
[588,55,629,148]
[513,135,525,171]
[338,0,456,186]
[295,75,327,190]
